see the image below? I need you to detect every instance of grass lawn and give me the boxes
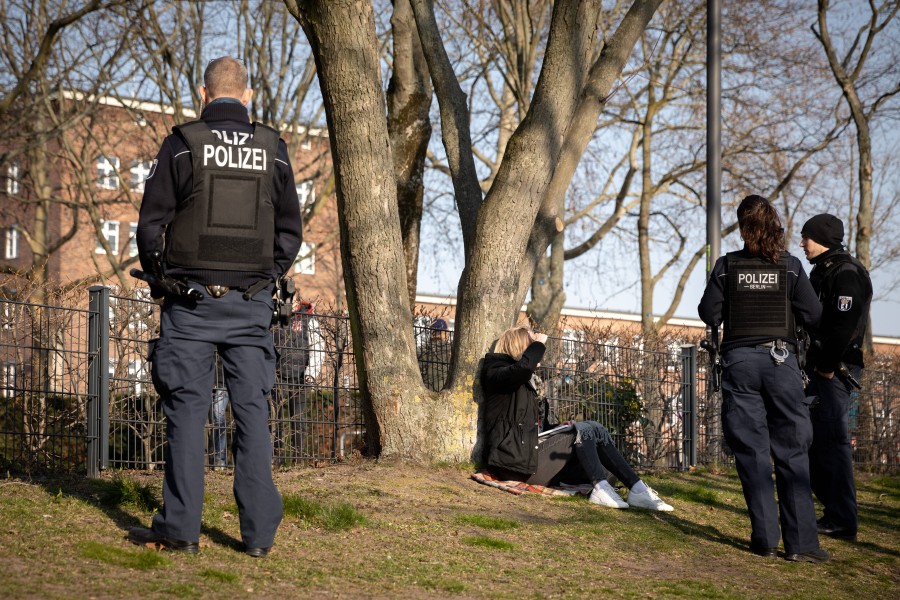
[0,460,896,599]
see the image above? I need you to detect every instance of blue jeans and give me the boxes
[574,421,640,488]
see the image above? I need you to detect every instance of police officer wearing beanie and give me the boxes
[800,213,872,542]
[129,56,302,557]
[699,195,826,562]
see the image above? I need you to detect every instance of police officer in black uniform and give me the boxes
[800,214,872,542]
[699,195,827,562]
[128,56,301,557]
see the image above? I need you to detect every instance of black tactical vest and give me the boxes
[724,252,794,342]
[164,120,279,272]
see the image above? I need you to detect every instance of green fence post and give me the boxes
[87,286,110,477]
[681,345,697,469]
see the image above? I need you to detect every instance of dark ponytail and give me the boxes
[737,194,784,263]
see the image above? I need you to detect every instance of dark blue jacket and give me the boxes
[137,100,301,290]
[698,249,821,354]
[807,249,872,371]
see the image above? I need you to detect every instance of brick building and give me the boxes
[0,93,341,308]
[2,94,896,357]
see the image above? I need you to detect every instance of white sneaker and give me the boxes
[627,486,674,511]
[589,480,629,509]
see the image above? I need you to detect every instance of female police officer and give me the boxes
[699,195,827,562]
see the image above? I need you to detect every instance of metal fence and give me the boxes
[1,290,897,476]
[100,287,364,473]
[538,338,697,469]
[0,297,95,474]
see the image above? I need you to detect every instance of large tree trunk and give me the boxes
[287,0,476,461]
[287,0,662,462]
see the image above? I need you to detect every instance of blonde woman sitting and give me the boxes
[480,326,673,511]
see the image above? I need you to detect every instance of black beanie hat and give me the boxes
[801,214,844,249]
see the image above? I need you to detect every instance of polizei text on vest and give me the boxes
[738,272,778,290]
[203,129,267,171]
[203,144,267,171]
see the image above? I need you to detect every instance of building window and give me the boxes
[97,220,120,255]
[293,241,315,275]
[129,359,148,395]
[560,329,586,366]
[1,303,13,330]
[301,137,312,150]
[128,222,138,257]
[1,363,15,398]
[96,156,120,190]
[130,160,153,192]
[296,180,315,208]
[6,163,20,195]
[4,226,18,259]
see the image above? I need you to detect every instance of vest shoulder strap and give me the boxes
[251,122,280,153]
[173,120,216,146]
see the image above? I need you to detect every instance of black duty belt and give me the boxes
[756,340,796,353]
[204,279,270,300]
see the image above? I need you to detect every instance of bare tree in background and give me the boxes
[284,0,664,461]
[812,0,899,352]
[0,0,137,303]
[812,0,899,273]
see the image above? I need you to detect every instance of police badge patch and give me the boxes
[837,296,852,311]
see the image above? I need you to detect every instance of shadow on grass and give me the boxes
[634,510,750,554]
[35,475,244,554]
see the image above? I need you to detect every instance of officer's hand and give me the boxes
[532,332,548,344]
[815,368,834,379]
[148,284,166,300]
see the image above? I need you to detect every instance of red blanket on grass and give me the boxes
[471,471,592,497]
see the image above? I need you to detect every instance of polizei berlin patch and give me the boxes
[837,296,853,311]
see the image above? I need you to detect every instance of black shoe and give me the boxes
[127,527,199,554]
[750,545,778,559]
[785,548,831,563]
[244,546,270,558]
[817,522,857,541]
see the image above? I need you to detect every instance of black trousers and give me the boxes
[150,283,282,548]
[806,366,859,532]
[721,347,819,555]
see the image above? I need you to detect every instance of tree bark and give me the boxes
[527,222,566,334]
[287,0,663,461]
[387,0,433,310]
[287,0,476,461]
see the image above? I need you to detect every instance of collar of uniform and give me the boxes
[811,247,846,267]
[199,100,251,123]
